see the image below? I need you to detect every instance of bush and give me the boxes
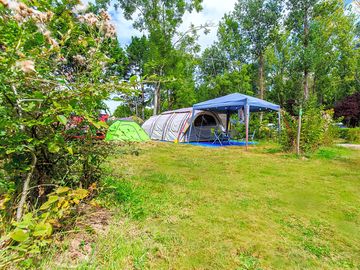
[0,0,129,224]
[339,128,360,143]
[281,104,338,153]
[348,128,360,143]
[339,128,350,140]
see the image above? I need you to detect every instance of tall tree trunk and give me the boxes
[303,6,309,100]
[141,83,145,119]
[153,81,161,116]
[258,53,265,100]
[258,53,265,123]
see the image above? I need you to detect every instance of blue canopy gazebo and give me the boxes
[189,93,281,148]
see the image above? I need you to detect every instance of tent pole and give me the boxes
[225,111,230,134]
[187,109,195,143]
[245,101,249,150]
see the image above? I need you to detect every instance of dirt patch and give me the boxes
[52,203,112,267]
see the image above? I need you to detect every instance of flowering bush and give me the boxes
[0,0,128,226]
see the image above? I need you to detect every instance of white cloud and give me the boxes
[109,0,237,49]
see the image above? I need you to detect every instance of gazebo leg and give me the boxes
[245,104,250,150]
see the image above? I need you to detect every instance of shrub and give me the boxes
[339,128,350,140]
[0,0,129,224]
[281,104,338,153]
[0,186,91,268]
[347,128,360,143]
[338,128,360,143]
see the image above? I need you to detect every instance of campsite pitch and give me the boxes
[43,143,360,269]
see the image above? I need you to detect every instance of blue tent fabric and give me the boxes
[193,93,280,112]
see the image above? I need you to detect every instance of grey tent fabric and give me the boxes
[142,108,225,142]
[193,93,280,112]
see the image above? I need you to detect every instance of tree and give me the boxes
[286,0,320,101]
[114,0,203,115]
[197,43,252,101]
[126,36,150,118]
[334,92,360,127]
[233,0,282,101]
[113,104,132,118]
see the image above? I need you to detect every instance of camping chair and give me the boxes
[211,128,223,145]
[220,130,231,144]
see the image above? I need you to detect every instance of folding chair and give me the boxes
[211,128,222,145]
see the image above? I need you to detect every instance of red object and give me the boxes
[64,114,108,140]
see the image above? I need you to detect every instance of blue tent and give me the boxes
[189,93,281,147]
[193,93,280,112]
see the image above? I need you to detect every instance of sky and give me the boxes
[109,0,237,50]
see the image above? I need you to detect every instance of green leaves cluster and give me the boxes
[0,186,90,268]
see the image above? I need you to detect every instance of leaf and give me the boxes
[9,228,29,242]
[71,188,89,200]
[66,147,73,155]
[33,223,52,237]
[73,198,80,204]
[0,194,11,210]
[57,115,67,125]
[48,142,60,153]
[129,75,138,84]
[55,186,70,194]
[6,149,16,154]
[39,195,59,210]
[17,213,34,229]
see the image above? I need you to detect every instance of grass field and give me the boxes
[44,143,360,269]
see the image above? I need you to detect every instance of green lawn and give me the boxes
[45,143,360,269]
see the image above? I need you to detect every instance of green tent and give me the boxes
[105,121,150,142]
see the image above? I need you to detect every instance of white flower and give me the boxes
[84,13,98,25]
[73,54,86,65]
[16,60,36,73]
[99,9,110,21]
[73,2,88,13]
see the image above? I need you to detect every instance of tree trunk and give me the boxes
[258,53,265,123]
[141,83,145,119]
[16,152,37,221]
[153,81,161,116]
[303,6,309,100]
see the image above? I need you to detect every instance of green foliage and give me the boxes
[281,103,338,153]
[198,0,359,126]
[340,128,360,143]
[0,186,90,268]
[113,104,132,118]
[0,0,128,219]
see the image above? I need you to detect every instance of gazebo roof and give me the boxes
[193,93,280,113]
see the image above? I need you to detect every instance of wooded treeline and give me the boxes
[105,0,359,120]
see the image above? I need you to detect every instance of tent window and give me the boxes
[194,114,217,127]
